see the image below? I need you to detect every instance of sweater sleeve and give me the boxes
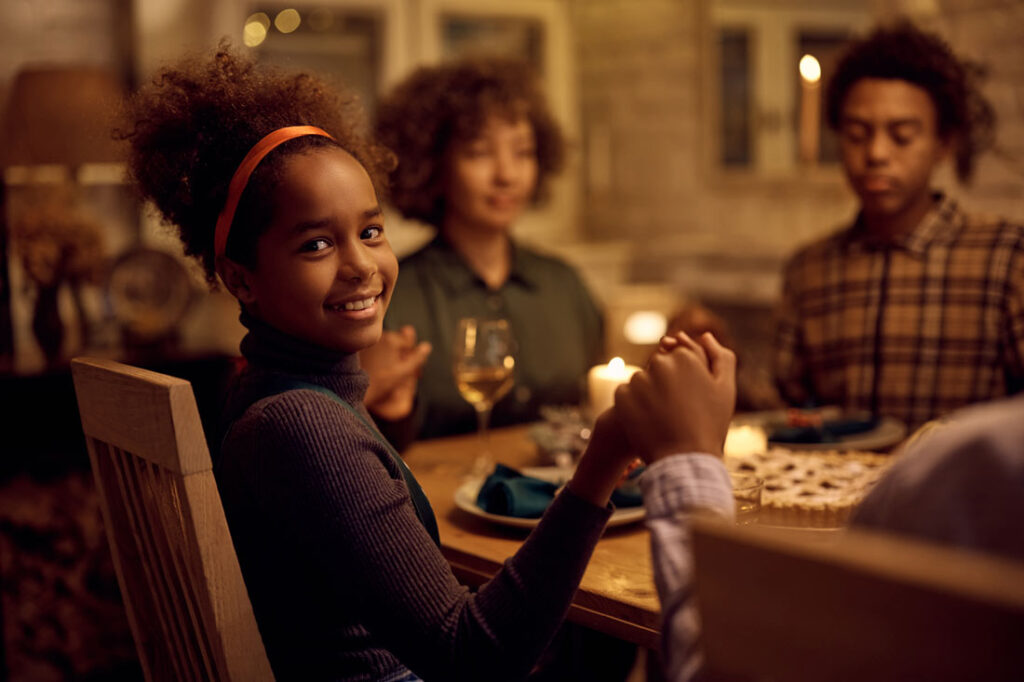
[246,390,611,681]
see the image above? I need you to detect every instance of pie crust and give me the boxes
[724,448,896,528]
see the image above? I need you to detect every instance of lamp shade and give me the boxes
[3,66,127,167]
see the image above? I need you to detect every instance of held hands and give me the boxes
[359,325,432,421]
[613,331,736,464]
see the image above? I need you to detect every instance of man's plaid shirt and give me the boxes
[775,195,1024,430]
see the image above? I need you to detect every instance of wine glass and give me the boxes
[453,317,516,477]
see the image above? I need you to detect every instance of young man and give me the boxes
[775,21,1024,430]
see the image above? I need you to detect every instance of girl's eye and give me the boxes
[361,225,384,240]
[301,238,331,253]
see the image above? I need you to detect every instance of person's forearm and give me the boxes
[565,443,634,508]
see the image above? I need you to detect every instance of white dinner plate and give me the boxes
[733,410,907,452]
[453,466,646,529]
[770,416,907,452]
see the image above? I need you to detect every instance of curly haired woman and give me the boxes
[363,58,604,443]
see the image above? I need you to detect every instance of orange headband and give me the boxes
[214,125,336,258]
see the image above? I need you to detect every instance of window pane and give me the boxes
[441,14,545,72]
[719,28,751,167]
[246,7,382,119]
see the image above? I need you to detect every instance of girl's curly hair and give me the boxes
[375,57,565,228]
[117,44,395,284]
[825,19,995,183]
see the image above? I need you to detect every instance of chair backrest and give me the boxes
[691,517,1024,682]
[71,357,274,682]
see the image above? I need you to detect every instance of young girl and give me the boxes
[121,48,636,681]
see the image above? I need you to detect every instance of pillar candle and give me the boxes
[587,357,641,418]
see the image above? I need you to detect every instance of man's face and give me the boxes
[838,78,950,221]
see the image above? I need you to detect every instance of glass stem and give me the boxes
[473,403,493,475]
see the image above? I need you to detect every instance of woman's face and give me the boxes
[235,147,398,353]
[443,114,538,234]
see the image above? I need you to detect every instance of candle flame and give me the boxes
[609,357,626,372]
[799,54,822,84]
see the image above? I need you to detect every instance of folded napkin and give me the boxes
[476,464,559,518]
[476,464,645,518]
[768,416,878,445]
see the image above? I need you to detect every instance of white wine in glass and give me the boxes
[453,318,515,477]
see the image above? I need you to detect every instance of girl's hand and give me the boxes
[615,332,736,463]
[564,407,635,508]
[360,326,432,420]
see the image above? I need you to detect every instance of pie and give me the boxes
[724,448,896,528]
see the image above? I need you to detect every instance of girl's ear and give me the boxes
[216,256,257,306]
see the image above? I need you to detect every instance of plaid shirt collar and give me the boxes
[843,193,964,258]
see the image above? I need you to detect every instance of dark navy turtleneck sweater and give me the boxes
[216,313,612,681]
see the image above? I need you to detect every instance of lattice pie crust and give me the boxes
[725,449,896,528]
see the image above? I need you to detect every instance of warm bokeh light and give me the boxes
[244,13,271,47]
[799,54,822,84]
[608,357,626,373]
[275,9,301,34]
[623,310,667,345]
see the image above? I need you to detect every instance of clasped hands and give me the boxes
[592,331,737,469]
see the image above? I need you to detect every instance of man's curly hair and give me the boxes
[826,19,995,183]
[118,45,395,284]
[375,57,565,228]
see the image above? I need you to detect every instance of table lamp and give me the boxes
[2,66,128,370]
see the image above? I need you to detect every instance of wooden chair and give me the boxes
[691,517,1024,681]
[71,357,274,682]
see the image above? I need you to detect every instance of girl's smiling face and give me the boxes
[232,146,398,353]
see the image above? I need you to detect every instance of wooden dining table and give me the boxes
[402,425,662,650]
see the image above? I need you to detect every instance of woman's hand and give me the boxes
[360,325,432,421]
[615,332,736,463]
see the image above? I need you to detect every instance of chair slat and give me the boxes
[141,459,219,682]
[114,447,194,682]
[72,357,274,682]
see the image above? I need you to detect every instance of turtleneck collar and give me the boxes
[236,310,367,400]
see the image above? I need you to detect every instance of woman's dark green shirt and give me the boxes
[385,236,604,440]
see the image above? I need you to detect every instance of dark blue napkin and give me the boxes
[476,464,645,518]
[768,416,878,444]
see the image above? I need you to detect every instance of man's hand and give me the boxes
[614,332,736,463]
[359,326,432,421]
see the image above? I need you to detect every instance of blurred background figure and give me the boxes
[774,20,1023,431]
[364,57,604,442]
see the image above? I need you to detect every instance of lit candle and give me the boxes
[724,424,768,458]
[798,53,822,165]
[587,357,641,418]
